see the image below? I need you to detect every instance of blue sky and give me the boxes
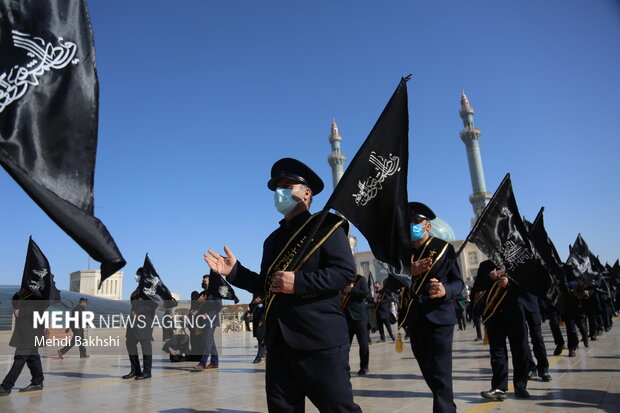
[1,0,619,303]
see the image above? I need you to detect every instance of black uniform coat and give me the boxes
[228,210,356,351]
[406,242,464,326]
[126,290,158,342]
[9,297,48,349]
[344,279,369,322]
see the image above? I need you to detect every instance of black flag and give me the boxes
[21,237,60,301]
[325,76,411,285]
[136,254,177,309]
[0,0,125,286]
[468,174,544,295]
[527,208,567,309]
[207,270,240,303]
[566,234,596,284]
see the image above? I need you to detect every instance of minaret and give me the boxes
[327,118,346,189]
[327,119,356,251]
[459,91,493,226]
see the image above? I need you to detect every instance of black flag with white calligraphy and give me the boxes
[468,174,545,295]
[136,254,177,309]
[207,270,240,303]
[0,0,125,286]
[325,76,411,287]
[21,237,60,301]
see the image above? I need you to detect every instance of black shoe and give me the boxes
[514,389,530,399]
[481,389,507,401]
[122,371,140,379]
[252,357,262,364]
[376,338,386,343]
[528,369,538,380]
[135,373,151,380]
[474,337,481,342]
[20,384,43,392]
[553,344,565,356]
[0,387,10,397]
[583,337,590,347]
[568,349,576,357]
[541,373,552,382]
[590,335,597,341]
[357,369,368,376]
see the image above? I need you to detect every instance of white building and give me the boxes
[70,270,123,300]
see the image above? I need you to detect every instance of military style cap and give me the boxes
[408,202,436,221]
[267,158,324,195]
[79,297,88,302]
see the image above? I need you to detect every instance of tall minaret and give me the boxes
[327,119,356,251]
[459,91,493,226]
[327,118,346,189]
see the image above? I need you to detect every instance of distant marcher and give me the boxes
[58,297,90,359]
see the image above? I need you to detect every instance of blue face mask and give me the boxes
[410,223,425,241]
[274,188,298,215]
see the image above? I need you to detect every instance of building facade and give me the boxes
[69,270,123,301]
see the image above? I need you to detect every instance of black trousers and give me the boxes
[347,317,369,371]
[59,330,87,356]
[377,317,394,340]
[1,348,44,390]
[548,307,565,347]
[409,317,456,413]
[265,332,361,413]
[126,334,152,375]
[486,313,529,392]
[523,309,549,374]
[473,316,482,340]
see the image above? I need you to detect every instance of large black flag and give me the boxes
[207,270,240,303]
[0,0,125,285]
[566,234,596,284]
[136,254,177,309]
[21,237,60,301]
[468,174,544,295]
[325,76,411,285]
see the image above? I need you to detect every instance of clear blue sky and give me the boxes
[1,0,619,304]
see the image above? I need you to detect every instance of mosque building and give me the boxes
[332,92,491,289]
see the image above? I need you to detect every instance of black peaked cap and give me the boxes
[408,202,436,221]
[267,158,324,195]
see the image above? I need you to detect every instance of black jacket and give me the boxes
[406,241,464,326]
[344,278,369,322]
[228,210,356,351]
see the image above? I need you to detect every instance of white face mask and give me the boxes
[274,188,299,215]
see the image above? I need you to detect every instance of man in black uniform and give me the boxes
[122,282,158,380]
[0,291,48,395]
[400,202,464,413]
[343,275,370,375]
[58,297,90,359]
[471,260,530,400]
[374,281,396,342]
[204,158,360,412]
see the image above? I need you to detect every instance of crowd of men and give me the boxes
[2,157,617,413]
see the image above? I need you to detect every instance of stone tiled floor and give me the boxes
[0,319,618,413]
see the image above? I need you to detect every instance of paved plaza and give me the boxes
[0,320,618,413]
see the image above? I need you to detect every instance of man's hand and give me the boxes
[270,271,295,294]
[204,246,237,276]
[489,268,506,281]
[343,284,353,294]
[498,276,509,288]
[428,278,446,299]
[411,257,432,276]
